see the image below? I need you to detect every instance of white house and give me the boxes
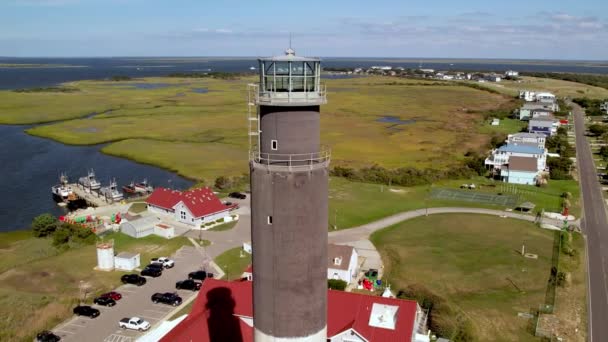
[485,144,546,172]
[146,187,237,227]
[505,70,519,77]
[507,133,546,149]
[536,92,557,103]
[114,252,140,271]
[327,244,359,285]
[601,101,608,114]
[519,90,536,102]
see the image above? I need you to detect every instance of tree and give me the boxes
[52,226,72,246]
[589,124,608,136]
[214,176,231,190]
[31,213,58,237]
[599,146,608,161]
[327,279,347,291]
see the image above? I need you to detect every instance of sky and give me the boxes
[1,0,607,59]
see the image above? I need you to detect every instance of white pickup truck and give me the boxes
[151,257,175,269]
[119,317,151,331]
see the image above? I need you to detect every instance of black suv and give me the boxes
[121,274,147,286]
[176,279,202,291]
[73,305,100,318]
[36,330,61,342]
[151,292,182,306]
[188,270,209,281]
[141,266,162,277]
[228,192,246,199]
[93,296,116,307]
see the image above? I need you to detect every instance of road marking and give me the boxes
[68,322,86,328]
[145,308,170,315]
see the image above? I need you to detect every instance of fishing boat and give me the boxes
[51,173,74,203]
[134,178,153,193]
[100,179,124,202]
[78,169,101,190]
[122,181,137,194]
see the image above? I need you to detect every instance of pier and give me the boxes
[69,183,117,207]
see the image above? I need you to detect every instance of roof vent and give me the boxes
[368,303,399,330]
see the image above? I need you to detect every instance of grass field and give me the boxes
[0,76,513,181]
[0,231,191,341]
[214,247,251,281]
[370,213,556,341]
[328,177,580,230]
[474,76,608,99]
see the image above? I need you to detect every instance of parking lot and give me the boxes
[51,245,206,342]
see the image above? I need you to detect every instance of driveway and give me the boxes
[52,246,206,342]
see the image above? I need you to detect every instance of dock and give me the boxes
[69,183,121,207]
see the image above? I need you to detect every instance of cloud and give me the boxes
[12,0,80,5]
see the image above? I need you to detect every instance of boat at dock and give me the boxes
[78,169,101,190]
[122,181,137,194]
[134,178,153,193]
[51,173,74,203]
[100,179,124,202]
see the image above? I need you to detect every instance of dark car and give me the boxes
[188,270,209,281]
[100,291,122,300]
[145,263,164,270]
[364,269,379,278]
[73,305,100,318]
[176,279,202,291]
[121,274,147,286]
[141,267,163,277]
[93,296,116,307]
[36,330,61,342]
[228,192,247,199]
[151,292,182,306]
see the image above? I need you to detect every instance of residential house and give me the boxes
[486,74,501,82]
[159,278,431,342]
[519,90,536,102]
[507,133,546,149]
[601,101,608,114]
[485,144,546,172]
[528,116,558,136]
[531,108,554,118]
[505,70,519,77]
[500,156,539,185]
[536,92,557,103]
[146,187,236,227]
[327,244,359,285]
[518,102,555,120]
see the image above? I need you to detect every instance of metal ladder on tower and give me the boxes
[247,84,260,156]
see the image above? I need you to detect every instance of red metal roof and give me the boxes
[146,187,235,218]
[160,279,418,342]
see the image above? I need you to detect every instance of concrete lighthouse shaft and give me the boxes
[250,49,329,342]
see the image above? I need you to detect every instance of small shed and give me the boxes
[154,223,175,239]
[120,215,159,238]
[243,242,252,254]
[491,118,500,126]
[114,252,140,271]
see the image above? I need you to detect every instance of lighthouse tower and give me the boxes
[248,48,329,342]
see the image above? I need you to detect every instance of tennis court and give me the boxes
[431,188,518,207]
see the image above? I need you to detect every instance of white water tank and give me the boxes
[97,242,115,271]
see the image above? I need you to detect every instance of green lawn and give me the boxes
[207,220,238,232]
[0,231,191,341]
[328,177,580,230]
[128,202,148,214]
[214,247,251,281]
[370,213,556,341]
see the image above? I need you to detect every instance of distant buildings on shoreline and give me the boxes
[325,65,521,82]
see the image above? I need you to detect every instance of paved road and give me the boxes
[54,246,206,342]
[329,206,569,243]
[571,101,608,342]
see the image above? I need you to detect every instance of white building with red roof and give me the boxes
[146,187,236,227]
[157,279,430,342]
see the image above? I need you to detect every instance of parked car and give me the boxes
[73,305,100,318]
[151,257,175,268]
[36,330,61,342]
[176,279,202,291]
[121,274,147,286]
[99,291,122,301]
[188,270,209,281]
[119,317,151,331]
[93,296,116,307]
[141,267,162,278]
[151,292,182,306]
[228,192,247,199]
